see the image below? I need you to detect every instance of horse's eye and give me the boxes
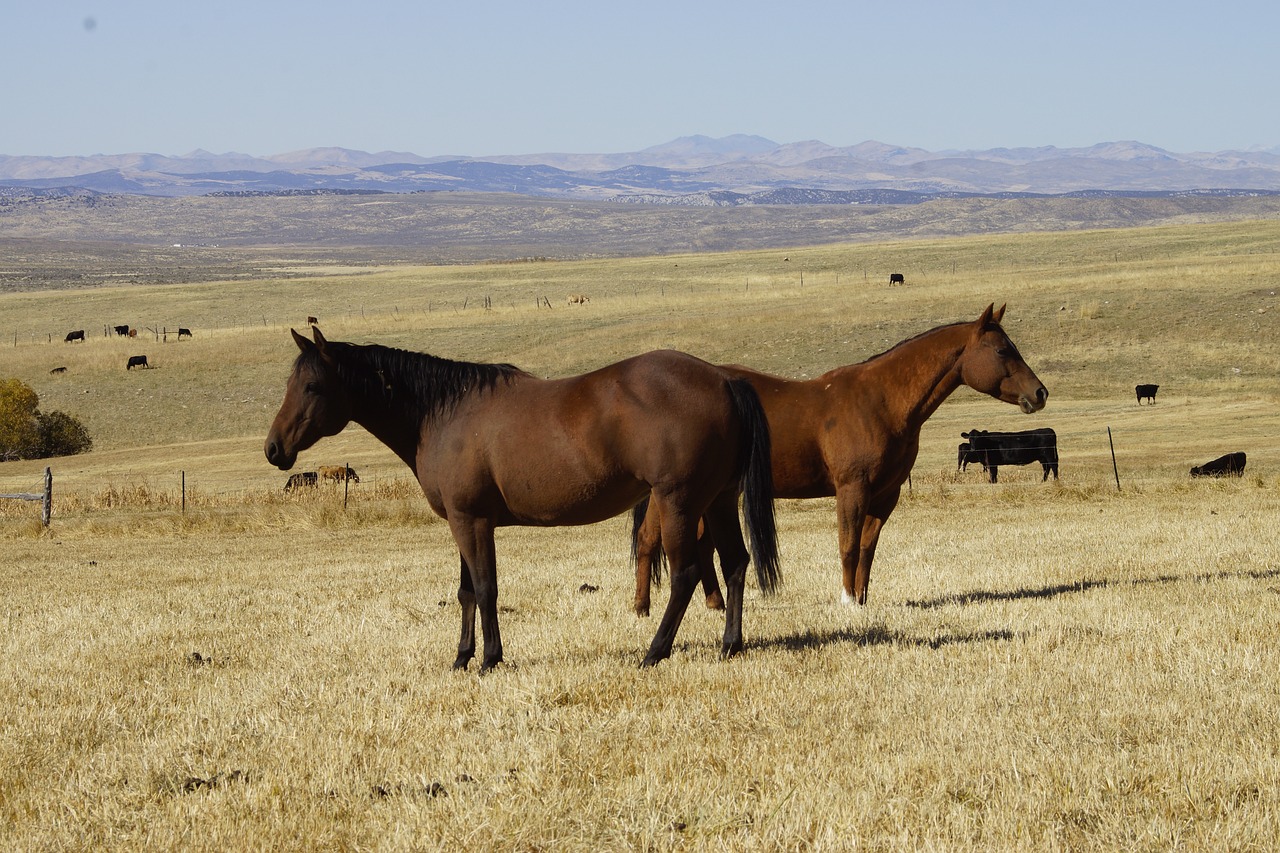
[304,381,322,394]
[996,347,1013,358]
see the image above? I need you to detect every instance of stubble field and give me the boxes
[2,217,1279,850]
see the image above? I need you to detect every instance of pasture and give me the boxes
[2,219,1280,849]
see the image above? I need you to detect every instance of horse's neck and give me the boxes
[341,354,427,470]
[856,325,967,430]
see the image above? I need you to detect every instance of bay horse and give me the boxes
[265,327,779,671]
[633,303,1047,615]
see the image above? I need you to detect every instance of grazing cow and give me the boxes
[126,355,149,370]
[178,327,192,339]
[889,273,905,286]
[319,465,360,483]
[128,328,138,338]
[49,367,67,375]
[1190,452,1246,477]
[961,428,1059,483]
[285,471,319,490]
[567,294,590,305]
[114,325,130,336]
[307,316,318,325]
[64,330,85,343]
[1136,383,1159,404]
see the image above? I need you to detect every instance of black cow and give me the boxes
[961,428,1059,483]
[1136,383,1159,405]
[1190,452,1246,478]
[64,330,85,343]
[889,273,905,285]
[177,327,192,339]
[49,366,67,375]
[957,441,986,474]
[126,355,149,370]
[114,325,130,336]
[285,471,319,490]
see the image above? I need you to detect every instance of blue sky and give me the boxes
[4,1,1278,158]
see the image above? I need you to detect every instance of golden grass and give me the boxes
[2,219,1280,849]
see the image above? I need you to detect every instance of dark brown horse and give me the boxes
[633,304,1047,615]
[265,328,779,671]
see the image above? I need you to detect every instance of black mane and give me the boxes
[302,340,526,426]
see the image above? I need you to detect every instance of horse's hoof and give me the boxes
[479,656,504,675]
[634,604,651,618]
[639,654,664,668]
[720,641,744,659]
[705,593,726,611]
[451,656,471,671]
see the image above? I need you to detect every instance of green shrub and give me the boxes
[0,378,93,460]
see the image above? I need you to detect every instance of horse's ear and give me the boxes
[290,328,313,353]
[992,303,1006,324]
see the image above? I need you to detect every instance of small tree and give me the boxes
[0,378,93,460]
[0,378,40,461]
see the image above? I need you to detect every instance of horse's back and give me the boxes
[427,350,745,524]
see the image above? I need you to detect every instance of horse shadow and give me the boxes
[902,566,1280,611]
[749,624,1020,655]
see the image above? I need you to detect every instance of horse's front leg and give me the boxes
[454,554,477,670]
[449,515,503,672]
[851,487,901,605]
[836,484,869,605]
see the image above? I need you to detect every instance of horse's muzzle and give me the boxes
[264,437,296,470]
[1019,385,1049,414]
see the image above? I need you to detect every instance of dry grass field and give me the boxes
[2,218,1280,850]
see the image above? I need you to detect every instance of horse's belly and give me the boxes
[500,475,646,526]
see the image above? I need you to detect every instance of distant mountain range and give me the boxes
[4,136,1280,203]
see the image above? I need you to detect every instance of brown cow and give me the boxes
[319,465,360,483]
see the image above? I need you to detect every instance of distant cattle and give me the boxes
[319,465,360,483]
[126,355,149,370]
[114,325,130,336]
[1136,383,1159,404]
[1190,452,1246,478]
[49,366,67,375]
[177,327,192,339]
[64,330,85,343]
[960,428,1059,483]
[889,273,905,285]
[285,471,319,490]
[567,294,590,305]
[128,328,138,338]
[957,441,986,474]
[307,316,318,325]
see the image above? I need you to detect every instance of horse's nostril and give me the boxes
[1037,387,1048,402]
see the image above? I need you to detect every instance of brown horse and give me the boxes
[633,303,1047,615]
[265,327,779,671]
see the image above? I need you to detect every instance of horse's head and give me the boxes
[958,304,1048,414]
[264,327,353,469]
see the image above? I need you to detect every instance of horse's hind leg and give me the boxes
[703,494,749,657]
[695,518,725,611]
[633,499,661,618]
[641,505,702,667]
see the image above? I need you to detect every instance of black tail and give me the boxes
[630,494,668,587]
[727,378,780,594]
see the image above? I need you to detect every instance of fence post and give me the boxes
[182,470,186,514]
[42,467,52,526]
[1107,427,1121,491]
[344,462,350,510]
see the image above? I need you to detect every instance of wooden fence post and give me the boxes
[42,467,52,526]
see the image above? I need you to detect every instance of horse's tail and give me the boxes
[728,378,780,594]
[630,494,668,587]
